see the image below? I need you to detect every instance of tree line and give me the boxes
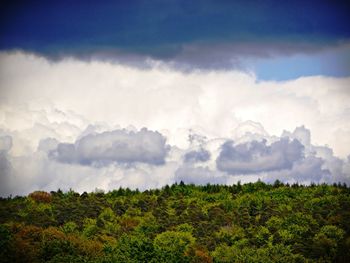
[0,181,349,262]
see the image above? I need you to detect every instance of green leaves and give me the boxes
[312,225,345,259]
[109,233,155,262]
[154,231,195,262]
[0,182,349,262]
[82,218,99,238]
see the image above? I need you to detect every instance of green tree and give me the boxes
[109,233,155,262]
[82,218,99,238]
[154,230,195,262]
[312,225,345,259]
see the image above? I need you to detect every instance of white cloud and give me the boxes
[1,51,349,157]
[0,51,350,196]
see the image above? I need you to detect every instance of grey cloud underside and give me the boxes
[216,138,304,174]
[0,136,12,175]
[263,156,330,183]
[0,136,13,195]
[8,41,349,73]
[38,138,59,153]
[49,128,169,166]
[45,127,349,185]
[0,135,12,153]
[184,148,211,163]
[1,125,350,197]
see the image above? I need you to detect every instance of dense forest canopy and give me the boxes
[1,181,350,262]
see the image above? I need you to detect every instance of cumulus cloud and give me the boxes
[288,156,331,183]
[282,126,311,152]
[1,52,350,157]
[49,128,169,166]
[184,148,211,163]
[1,124,350,197]
[0,135,12,153]
[279,126,350,184]
[231,121,269,143]
[216,138,304,174]
[0,52,350,196]
[0,135,13,195]
[38,137,59,153]
[264,156,331,185]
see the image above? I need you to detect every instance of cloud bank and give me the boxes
[1,124,349,197]
[0,52,350,196]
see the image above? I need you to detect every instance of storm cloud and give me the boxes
[1,0,349,65]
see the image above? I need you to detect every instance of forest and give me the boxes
[1,181,350,263]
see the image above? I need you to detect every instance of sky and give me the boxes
[0,0,350,196]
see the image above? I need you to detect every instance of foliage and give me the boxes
[0,182,350,262]
[28,191,52,203]
[154,230,195,262]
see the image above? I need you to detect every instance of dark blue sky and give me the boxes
[1,0,349,79]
